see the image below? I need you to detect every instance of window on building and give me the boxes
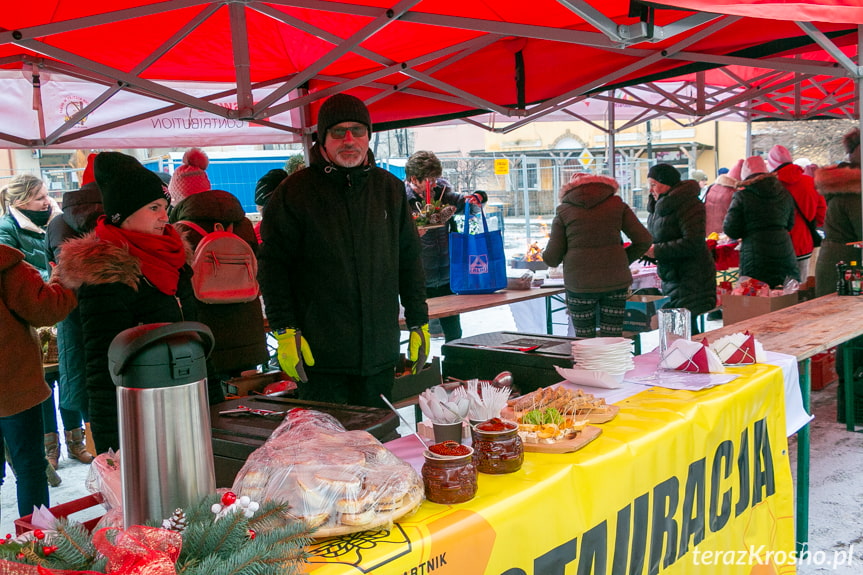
[515,159,539,190]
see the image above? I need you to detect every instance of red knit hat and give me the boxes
[167,148,211,204]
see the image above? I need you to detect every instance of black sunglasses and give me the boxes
[328,125,368,139]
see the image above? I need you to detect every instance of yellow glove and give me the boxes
[273,328,315,382]
[408,324,431,374]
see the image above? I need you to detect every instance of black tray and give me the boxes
[210,396,400,486]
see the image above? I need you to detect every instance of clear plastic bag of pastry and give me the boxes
[231,409,424,536]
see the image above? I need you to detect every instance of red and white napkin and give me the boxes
[659,339,725,373]
[709,331,765,365]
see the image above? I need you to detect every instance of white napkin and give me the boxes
[709,332,766,365]
[659,339,725,373]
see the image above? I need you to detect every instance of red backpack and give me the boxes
[175,220,259,304]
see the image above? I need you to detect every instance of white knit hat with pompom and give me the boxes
[168,148,211,204]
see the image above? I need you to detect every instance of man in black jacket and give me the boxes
[258,94,429,408]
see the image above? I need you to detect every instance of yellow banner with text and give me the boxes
[307,363,795,575]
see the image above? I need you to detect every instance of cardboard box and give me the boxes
[624,295,671,332]
[15,494,104,535]
[722,292,799,325]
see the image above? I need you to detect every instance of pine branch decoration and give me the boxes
[0,493,312,574]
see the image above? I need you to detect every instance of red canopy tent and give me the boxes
[0,1,860,148]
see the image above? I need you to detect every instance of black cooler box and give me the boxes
[442,331,575,394]
[210,396,400,486]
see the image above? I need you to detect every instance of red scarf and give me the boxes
[94,216,186,296]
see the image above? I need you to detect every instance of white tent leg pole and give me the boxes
[607,89,616,179]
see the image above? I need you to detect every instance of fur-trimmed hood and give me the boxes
[559,174,619,207]
[814,165,862,197]
[53,231,194,291]
[714,173,738,189]
[53,233,141,291]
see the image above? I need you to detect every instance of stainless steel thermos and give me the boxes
[108,321,215,528]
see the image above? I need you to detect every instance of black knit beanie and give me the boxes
[95,151,167,226]
[647,163,681,187]
[254,168,288,207]
[316,94,372,144]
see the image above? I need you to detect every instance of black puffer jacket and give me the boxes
[647,179,716,317]
[814,164,863,296]
[45,182,104,264]
[258,144,428,376]
[44,182,103,415]
[170,190,268,381]
[54,234,197,454]
[723,172,799,287]
[405,178,485,288]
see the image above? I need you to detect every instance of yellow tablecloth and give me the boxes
[306,363,795,574]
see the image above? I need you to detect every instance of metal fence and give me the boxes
[434,154,658,221]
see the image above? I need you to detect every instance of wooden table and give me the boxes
[402,286,566,333]
[703,292,863,552]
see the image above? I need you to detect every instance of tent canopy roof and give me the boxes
[0,1,859,148]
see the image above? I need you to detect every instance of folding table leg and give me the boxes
[795,358,811,555]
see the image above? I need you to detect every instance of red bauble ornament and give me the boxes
[43,545,58,556]
[33,530,45,540]
[247,528,256,540]
[221,492,237,506]
[5,534,12,540]
[16,553,24,559]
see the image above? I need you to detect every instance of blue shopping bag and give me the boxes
[449,203,507,294]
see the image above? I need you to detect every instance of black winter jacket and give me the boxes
[647,180,716,317]
[44,182,104,414]
[723,172,799,287]
[258,145,428,376]
[54,234,197,453]
[170,190,268,379]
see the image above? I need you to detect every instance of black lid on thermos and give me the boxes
[108,322,214,388]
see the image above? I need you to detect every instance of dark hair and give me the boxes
[405,150,442,181]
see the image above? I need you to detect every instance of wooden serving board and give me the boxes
[583,404,619,424]
[500,403,619,425]
[522,424,602,454]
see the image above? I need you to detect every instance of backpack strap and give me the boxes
[174,220,209,237]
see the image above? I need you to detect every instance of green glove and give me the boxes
[273,328,315,382]
[408,324,431,374]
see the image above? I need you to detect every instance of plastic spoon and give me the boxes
[380,394,429,450]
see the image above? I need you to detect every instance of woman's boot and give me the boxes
[44,432,60,469]
[46,461,62,487]
[65,428,94,464]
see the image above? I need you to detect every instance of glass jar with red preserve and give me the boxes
[471,418,524,474]
[422,442,477,504]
